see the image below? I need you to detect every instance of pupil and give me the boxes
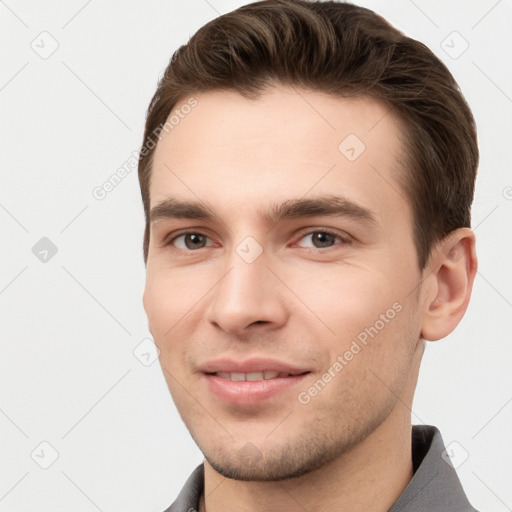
[185,234,205,249]
[314,232,334,248]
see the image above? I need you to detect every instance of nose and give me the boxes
[205,248,288,336]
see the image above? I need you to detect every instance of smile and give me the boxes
[213,371,299,381]
[199,357,311,405]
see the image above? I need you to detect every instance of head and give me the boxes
[139,0,478,481]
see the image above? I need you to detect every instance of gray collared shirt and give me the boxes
[163,425,478,512]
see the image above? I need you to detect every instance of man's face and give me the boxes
[143,87,427,480]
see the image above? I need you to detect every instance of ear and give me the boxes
[421,228,477,341]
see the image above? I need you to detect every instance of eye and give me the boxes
[295,230,348,249]
[171,232,213,250]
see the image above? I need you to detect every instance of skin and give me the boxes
[143,86,477,512]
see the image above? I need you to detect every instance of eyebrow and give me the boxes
[149,195,378,227]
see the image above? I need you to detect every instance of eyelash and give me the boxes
[165,228,351,252]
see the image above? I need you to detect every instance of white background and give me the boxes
[1,1,511,511]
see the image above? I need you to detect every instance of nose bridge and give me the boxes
[207,237,287,333]
[220,242,271,307]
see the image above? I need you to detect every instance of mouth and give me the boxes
[200,358,311,406]
[210,371,307,381]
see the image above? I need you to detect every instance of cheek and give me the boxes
[286,265,401,340]
[285,265,419,390]
[309,300,419,419]
[143,273,174,338]
[143,266,213,378]
[143,265,204,337]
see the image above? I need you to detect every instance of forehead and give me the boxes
[149,87,409,224]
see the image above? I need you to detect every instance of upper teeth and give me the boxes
[216,371,288,381]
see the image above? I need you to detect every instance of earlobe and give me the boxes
[420,228,477,342]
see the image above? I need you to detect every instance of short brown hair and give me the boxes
[138,0,478,268]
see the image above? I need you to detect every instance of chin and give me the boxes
[203,439,345,482]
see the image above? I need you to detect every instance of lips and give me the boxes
[200,357,310,406]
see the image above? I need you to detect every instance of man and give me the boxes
[138,1,479,511]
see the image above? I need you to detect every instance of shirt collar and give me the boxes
[164,425,477,512]
[389,425,477,512]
